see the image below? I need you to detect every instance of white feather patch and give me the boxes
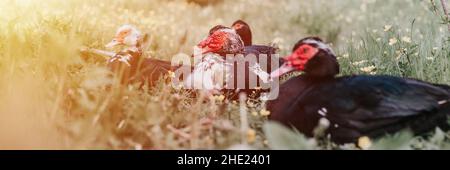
[303,39,335,55]
[250,63,271,83]
[184,54,232,91]
[438,100,449,105]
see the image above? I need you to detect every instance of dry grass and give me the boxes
[0,0,448,150]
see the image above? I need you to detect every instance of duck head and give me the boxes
[197,27,244,56]
[271,37,340,78]
[208,25,229,36]
[106,24,142,48]
[231,20,252,46]
[207,20,252,47]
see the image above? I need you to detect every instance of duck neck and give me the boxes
[124,45,143,57]
[236,28,252,46]
[303,52,340,79]
[302,73,337,82]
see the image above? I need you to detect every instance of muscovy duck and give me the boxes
[231,20,252,46]
[185,27,279,99]
[208,20,253,46]
[210,20,283,69]
[231,20,284,73]
[101,25,190,86]
[268,37,450,144]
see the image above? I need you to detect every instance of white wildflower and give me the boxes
[401,36,411,43]
[358,136,372,150]
[388,38,398,46]
[360,65,376,73]
[352,60,368,66]
[384,25,392,32]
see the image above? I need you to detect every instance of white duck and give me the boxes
[184,27,244,95]
[185,27,277,99]
[88,25,187,86]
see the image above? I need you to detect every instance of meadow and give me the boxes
[0,0,448,149]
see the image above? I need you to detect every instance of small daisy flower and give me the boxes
[260,109,271,116]
[342,53,350,58]
[388,38,398,46]
[401,36,411,43]
[216,95,225,102]
[167,71,176,78]
[360,65,376,73]
[358,136,372,150]
[384,25,392,32]
[352,60,368,66]
[211,95,225,102]
[247,129,256,143]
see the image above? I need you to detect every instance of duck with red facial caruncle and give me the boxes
[209,20,252,47]
[85,25,192,88]
[210,20,284,69]
[267,37,450,144]
[231,20,286,76]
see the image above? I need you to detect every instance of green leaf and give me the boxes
[371,130,414,150]
[430,128,446,144]
[263,121,316,150]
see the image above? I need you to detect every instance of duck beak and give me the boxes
[201,47,214,55]
[270,63,295,78]
[195,38,213,55]
[270,56,295,78]
[192,46,212,58]
[232,23,243,30]
[105,39,120,48]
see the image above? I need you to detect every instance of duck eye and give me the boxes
[296,47,308,55]
[120,30,131,36]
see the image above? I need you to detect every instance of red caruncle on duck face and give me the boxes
[197,31,228,54]
[270,44,319,78]
[286,44,319,70]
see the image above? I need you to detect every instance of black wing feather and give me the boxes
[269,75,450,143]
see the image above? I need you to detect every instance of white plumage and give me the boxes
[184,54,232,92]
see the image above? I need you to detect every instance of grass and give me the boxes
[0,0,448,150]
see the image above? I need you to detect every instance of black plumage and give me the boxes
[267,37,450,144]
[237,21,284,80]
[268,75,450,143]
[107,49,191,87]
[197,25,282,99]
[223,45,280,100]
[232,20,252,46]
[102,25,193,87]
[208,20,284,68]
